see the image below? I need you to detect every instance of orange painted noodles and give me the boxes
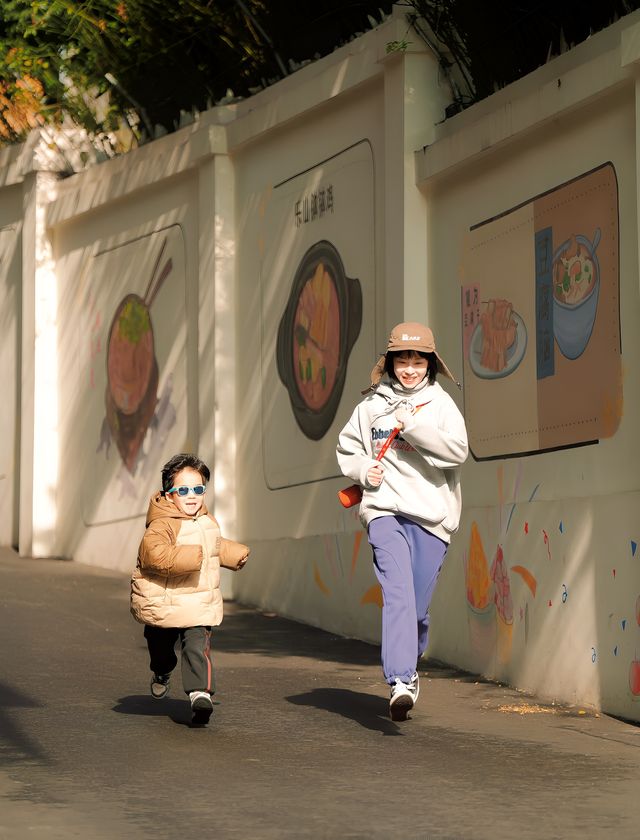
[293,261,340,410]
[479,299,517,373]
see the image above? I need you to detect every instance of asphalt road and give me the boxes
[1,548,639,839]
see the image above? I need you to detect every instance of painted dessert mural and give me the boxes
[491,544,514,664]
[465,522,496,666]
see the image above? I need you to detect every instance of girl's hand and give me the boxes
[395,406,413,430]
[367,464,384,487]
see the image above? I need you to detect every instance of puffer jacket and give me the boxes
[130,492,249,628]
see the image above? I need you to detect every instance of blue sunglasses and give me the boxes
[167,485,207,497]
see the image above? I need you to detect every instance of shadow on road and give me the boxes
[216,605,380,667]
[0,680,47,763]
[423,660,496,685]
[286,688,403,736]
[112,694,219,728]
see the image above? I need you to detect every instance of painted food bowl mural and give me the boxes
[552,228,600,360]
[277,240,362,440]
[105,240,172,471]
[461,163,620,459]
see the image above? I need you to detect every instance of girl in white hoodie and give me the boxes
[337,322,468,720]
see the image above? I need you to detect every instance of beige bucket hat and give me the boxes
[366,321,460,391]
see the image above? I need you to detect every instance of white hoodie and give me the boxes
[336,377,468,543]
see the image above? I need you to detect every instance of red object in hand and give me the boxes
[337,403,426,509]
[337,425,401,508]
[338,484,363,508]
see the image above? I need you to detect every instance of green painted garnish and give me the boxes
[118,299,150,344]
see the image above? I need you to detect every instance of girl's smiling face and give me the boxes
[167,467,206,516]
[393,351,428,389]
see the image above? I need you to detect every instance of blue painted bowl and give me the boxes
[552,229,600,360]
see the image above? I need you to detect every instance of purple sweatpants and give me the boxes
[367,515,448,685]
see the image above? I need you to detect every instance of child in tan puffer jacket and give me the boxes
[131,452,249,726]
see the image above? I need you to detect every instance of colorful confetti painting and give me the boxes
[463,464,640,704]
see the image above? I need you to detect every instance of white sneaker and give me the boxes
[408,671,420,702]
[189,690,214,726]
[389,677,414,721]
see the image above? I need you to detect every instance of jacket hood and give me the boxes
[145,491,209,527]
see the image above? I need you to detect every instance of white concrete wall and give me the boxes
[2,5,640,719]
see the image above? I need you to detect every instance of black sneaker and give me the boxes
[189,690,214,725]
[150,673,171,699]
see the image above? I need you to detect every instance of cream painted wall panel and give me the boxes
[423,87,640,715]
[232,82,386,636]
[52,174,201,569]
[234,81,385,545]
[260,141,374,488]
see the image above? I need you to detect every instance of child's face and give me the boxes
[393,351,428,389]
[167,467,206,517]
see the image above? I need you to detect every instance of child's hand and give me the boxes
[367,464,384,487]
[219,538,250,570]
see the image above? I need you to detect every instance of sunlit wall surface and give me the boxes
[3,7,640,719]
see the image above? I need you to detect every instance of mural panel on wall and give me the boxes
[260,141,375,488]
[461,163,621,459]
[82,225,186,524]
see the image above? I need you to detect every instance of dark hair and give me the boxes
[161,453,210,494]
[384,350,438,385]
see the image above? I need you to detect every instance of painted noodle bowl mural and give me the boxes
[553,232,597,305]
[552,228,601,360]
[461,163,620,460]
[105,238,172,471]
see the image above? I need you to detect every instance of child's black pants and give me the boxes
[144,625,214,694]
